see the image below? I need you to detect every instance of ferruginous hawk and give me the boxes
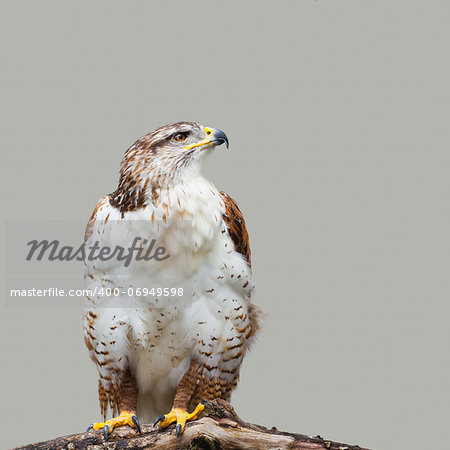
[83,122,261,438]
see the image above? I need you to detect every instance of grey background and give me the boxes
[1,1,448,449]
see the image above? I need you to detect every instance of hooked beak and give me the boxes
[184,127,229,150]
[208,128,229,148]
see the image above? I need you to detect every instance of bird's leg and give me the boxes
[154,360,205,436]
[87,369,141,439]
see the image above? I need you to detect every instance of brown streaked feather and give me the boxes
[84,196,109,243]
[97,368,138,420]
[220,192,251,267]
[170,359,238,411]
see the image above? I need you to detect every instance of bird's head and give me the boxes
[121,122,229,185]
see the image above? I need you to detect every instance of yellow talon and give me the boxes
[154,403,205,436]
[87,410,141,438]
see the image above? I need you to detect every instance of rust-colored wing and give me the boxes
[220,192,251,268]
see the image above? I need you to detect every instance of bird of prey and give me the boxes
[83,122,261,438]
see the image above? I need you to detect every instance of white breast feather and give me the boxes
[84,175,254,421]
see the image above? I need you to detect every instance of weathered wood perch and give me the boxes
[16,400,368,450]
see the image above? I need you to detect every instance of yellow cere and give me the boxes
[184,127,215,150]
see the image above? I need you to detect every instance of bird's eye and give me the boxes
[173,132,189,142]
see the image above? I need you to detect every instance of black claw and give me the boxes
[103,424,110,440]
[86,424,94,432]
[176,423,182,437]
[153,414,165,427]
[132,415,142,434]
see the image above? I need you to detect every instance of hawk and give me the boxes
[83,122,261,438]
